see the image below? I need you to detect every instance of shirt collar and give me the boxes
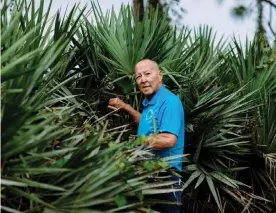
[142,84,165,107]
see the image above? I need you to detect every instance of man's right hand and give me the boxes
[108,98,127,111]
[108,98,141,124]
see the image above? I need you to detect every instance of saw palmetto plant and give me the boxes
[1,0,276,212]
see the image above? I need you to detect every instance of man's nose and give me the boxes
[141,75,146,82]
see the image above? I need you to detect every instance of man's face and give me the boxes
[135,60,163,97]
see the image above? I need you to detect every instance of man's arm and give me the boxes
[123,103,141,124]
[108,98,141,124]
[144,133,177,150]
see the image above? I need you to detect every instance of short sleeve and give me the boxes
[158,98,184,137]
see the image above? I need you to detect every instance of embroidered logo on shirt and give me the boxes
[146,110,154,120]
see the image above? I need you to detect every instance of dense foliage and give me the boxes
[1,0,276,212]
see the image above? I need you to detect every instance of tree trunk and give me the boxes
[256,0,265,61]
[148,0,160,9]
[133,0,144,21]
[257,0,265,34]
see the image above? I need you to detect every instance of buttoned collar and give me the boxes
[142,84,165,107]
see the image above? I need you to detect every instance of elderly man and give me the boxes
[109,59,185,213]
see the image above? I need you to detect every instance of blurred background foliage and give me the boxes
[133,0,276,41]
[1,0,276,212]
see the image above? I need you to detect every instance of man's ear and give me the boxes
[159,71,163,81]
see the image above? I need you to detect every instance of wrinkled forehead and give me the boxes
[134,60,159,75]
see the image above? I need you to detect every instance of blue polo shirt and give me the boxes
[137,85,185,171]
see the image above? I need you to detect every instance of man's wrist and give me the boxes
[122,103,130,111]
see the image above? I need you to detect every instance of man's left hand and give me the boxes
[143,133,177,150]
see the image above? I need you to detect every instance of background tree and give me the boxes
[133,0,186,27]
[225,0,276,70]
[228,0,276,42]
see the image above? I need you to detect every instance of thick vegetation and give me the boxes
[1,0,276,212]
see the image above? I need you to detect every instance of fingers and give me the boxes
[143,138,150,146]
[109,98,119,107]
[108,98,115,107]
[144,135,155,147]
[145,135,161,149]
[109,98,119,105]
[108,98,126,110]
